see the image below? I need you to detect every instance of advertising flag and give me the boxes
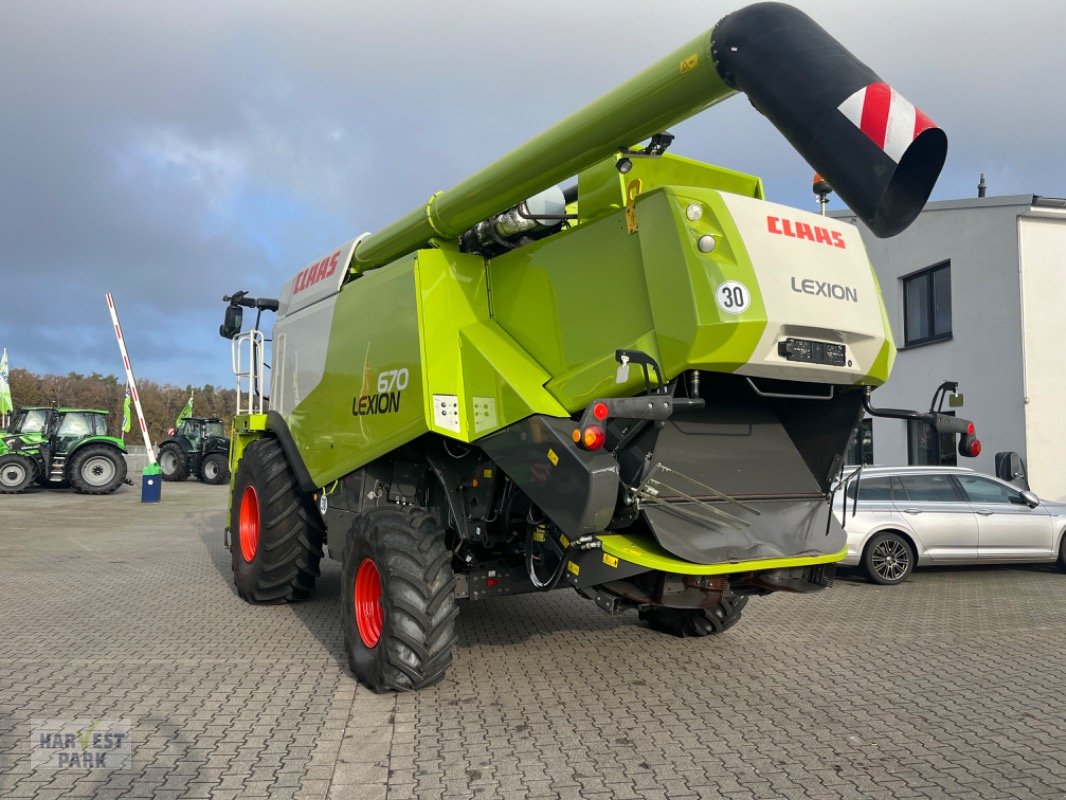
[175,393,194,427]
[0,348,12,416]
[122,387,132,433]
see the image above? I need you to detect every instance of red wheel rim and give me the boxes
[354,558,383,648]
[239,486,260,562]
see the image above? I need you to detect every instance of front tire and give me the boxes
[341,506,458,692]
[0,454,36,493]
[862,531,914,585]
[199,452,229,485]
[639,594,749,637]
[1057,533,1066,573]
[69,445,127,495]
[159,443,188,481]
[229,439,324,603]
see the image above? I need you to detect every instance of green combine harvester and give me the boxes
[219,2,979,691]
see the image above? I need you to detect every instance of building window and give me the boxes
[903,261,951,346]
[846,419,874,465]
[907,417,957,466]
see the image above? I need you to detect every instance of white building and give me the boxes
[834,194,1066,501]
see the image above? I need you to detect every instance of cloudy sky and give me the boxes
[2,0,1063,389]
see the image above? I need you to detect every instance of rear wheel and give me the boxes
[199,452,229,485]
[69,445,127,495]
[862,531,914,585]
[0,454,36,493]
[341,506,458,692]
[229,439,324,603]
[159,443,188,481]
[639,594,748,637]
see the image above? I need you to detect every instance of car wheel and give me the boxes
[862,532,914,585]
[1058,533,1066,573]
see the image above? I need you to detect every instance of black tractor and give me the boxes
[157,417,230,485]
[0,406,129,494]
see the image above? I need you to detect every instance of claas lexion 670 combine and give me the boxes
[219,3,979,691]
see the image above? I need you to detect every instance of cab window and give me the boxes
[957,474,1027,505]
[57,413,91,437]
[204,421,225,439]
[896,474,960,502]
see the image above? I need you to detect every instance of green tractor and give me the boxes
[0,406,129,494]
[157,417,231,485]
[219,3,979,692]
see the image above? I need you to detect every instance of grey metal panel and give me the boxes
[480,416,618,534]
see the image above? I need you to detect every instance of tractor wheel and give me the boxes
[0,454,36,493]
[159,443,188,482]
[639,594,749,638]
[199,453,229,485]
[229,438,324,604]
[68,445,127,495]
[341,506,459,693]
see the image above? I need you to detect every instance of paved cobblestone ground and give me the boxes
[2,484,1065,799]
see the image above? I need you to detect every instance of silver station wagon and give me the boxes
[835,466,1066,584]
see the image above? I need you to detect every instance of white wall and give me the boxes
[1018,213,1066,500]
[844,199,1029,475]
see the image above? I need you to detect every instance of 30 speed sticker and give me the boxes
[716,280,751,314]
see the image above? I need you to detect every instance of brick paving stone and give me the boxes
[6,480,1066,800]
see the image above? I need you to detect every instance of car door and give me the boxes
[954,474,1055,561]
[893,473,980,562]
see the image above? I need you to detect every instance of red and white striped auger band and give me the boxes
[838,82,937,164]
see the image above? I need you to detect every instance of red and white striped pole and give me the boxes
[105,292,157,464]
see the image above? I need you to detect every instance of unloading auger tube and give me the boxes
[350,1,946,272]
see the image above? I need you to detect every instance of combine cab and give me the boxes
[219,2,978,691]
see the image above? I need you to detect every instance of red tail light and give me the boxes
[593,402,609,421]
[958,434,981,458]
[582,425,606,450]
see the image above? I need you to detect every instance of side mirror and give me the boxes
[948,392,964,408]
[219,305,243,339]
[1020,490,1040,508]
[995,451,1029,491]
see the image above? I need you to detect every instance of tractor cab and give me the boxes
[8,406,50,435]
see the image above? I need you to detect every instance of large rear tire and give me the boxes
[159,443,188,482]
[199,452,229,485]
[0,454,36,493]
[341,506,458,692]
[68,445,127,495]
[229,439,324,603]
[639,594,749,637]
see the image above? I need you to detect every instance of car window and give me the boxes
[847,476,894,501]
[957,474,1026,505]
[896,473,960,502]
